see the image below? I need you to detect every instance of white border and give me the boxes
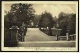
[1,1,78,51]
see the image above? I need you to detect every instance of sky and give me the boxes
[4,4,76,18]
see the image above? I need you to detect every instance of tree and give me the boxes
[4,3,35,46]
[39,12,53,28]
[10,3,35,26]
[4,12,14,28]
[69,14,76,34]
[38,12,55,35]
[33,15,41,27]
[58,12,76,35]
[53,16,58,28]
[4,12,14,46]
[58,12,68,21]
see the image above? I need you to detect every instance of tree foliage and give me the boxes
[69,14,76,34]
[10,3,35,26]
[58,12,68,21]
[4,3,35,28]
[4,3,35,46]
[4,12,14,28]
[58,12,76,35]
[33,15,41,27]
[39,12,54,28]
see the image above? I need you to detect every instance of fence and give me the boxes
[40,27,76,41]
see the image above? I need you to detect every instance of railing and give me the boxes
[40,27,76,41]
[51,28,76,41]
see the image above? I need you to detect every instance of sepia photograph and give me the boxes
[1,1,78,51]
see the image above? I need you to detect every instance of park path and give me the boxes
[18,28,75,47]
[25,28,56,41]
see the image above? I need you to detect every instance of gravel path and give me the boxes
[25,28,57,41]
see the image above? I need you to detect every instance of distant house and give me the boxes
[28,20,34,27]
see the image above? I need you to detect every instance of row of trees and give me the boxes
[38,11,76,36]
